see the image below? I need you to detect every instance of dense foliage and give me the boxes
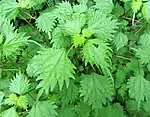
[0,0,150,116]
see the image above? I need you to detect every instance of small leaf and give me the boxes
[17,96,28,109]
[9,72,30,95]
[131,0,142,13]
[36,12,56,34]
[4,93,18,106]
[27,48,76,94]
[72,34,86,48]
[82,28,93,38]
[114,32,128,51]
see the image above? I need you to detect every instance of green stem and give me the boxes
[66,44,74,58]
[27,40,43,48]
[132,12,136,26]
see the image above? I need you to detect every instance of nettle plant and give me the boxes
[0,0,150,117]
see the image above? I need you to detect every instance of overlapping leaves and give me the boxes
[27,48,76,94]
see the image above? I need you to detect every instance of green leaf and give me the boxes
[87,9,118,40]
[131,0,142,13]
[55,1,73,15]
[80,73,114,109]
[63,14,86,36]
[113,3,124,17]
[127,74,150,109]
[0,78,10,91]
[17,96,28,109]
[51,27,71,49]
[36,12,56,34]
[5,93,28,109]
[93,0,114,14]
[115,69,126,88]
[142,2,150,20]
[73,4,88,13]
[28,0,47,6]
[82,39,112,75]
[98,103,124,117]
[82,28,93,38]
[2,32,29,57]
[27,48,76,94]
[74,103,91,117]
[125,100,138,111]
[9,72,30,95]
[57,81,78,106]
[0,16,15,37]
[77,0,88,4]
[0,17,29,57]
[126,58,138,72]
[135,34,150,64]
[4,93,18,106]
[1,107,19,117]
[144,100,150,115]
[0,0,19,19]
[58,106,76,117]
[114,32,128,51]
[27,101,57,117]
[72,34,86,48]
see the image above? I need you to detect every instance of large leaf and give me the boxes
[127,74,150,109]
[87,9,118,40]
[27,101,57,117]
[27,48,76,94]
[80,73,114,109]
[0,17,29,57]
[82,39,112,75]
[1,107,19,117]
